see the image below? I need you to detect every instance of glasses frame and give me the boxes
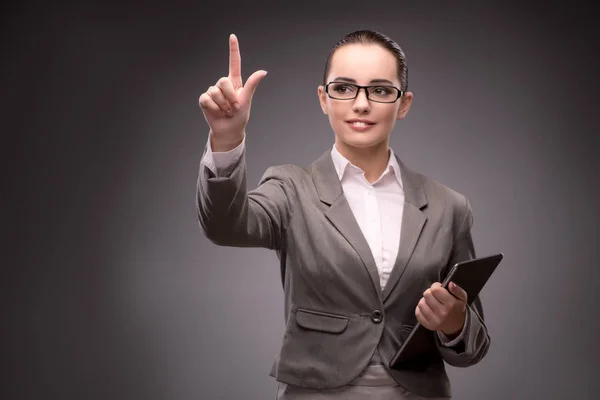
[324,81,404,103]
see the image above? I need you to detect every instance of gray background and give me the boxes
[3,1,599,399]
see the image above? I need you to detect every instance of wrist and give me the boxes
[440,326,461,339]
[210,131,244,152]
[440,311,466,338]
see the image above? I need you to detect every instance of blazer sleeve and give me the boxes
[435,196,491,367]
[196,143,295,251]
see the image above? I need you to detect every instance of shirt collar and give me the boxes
[330,144,403,188]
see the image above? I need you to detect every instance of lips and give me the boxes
[346,118,376,132]
[346,119,375,126]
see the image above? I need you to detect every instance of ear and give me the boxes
[317,85,328,115]
[396,91,413,120]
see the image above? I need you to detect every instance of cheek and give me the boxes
[383,106,400,122]
[327,103,347,124]
[327,101,345,116]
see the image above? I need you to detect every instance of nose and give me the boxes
[352,87,371,113]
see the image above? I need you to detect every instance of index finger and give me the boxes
[228,34,242,87]
[429,283,456,304]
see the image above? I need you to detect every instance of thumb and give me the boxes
[449,282,468,303]
[242,70,267,102]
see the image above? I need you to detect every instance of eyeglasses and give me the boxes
[325,82,403,103]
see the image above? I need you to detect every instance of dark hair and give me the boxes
[323,30,408,92]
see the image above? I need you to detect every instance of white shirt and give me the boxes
[201,133,467,345]
[329,144,403,290]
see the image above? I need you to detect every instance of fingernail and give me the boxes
[233,102,240,110]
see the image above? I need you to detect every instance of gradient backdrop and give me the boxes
[4,1,599,399]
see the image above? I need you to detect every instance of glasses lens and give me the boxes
[327,83,399,103]
[328,82,358,99]
[367,86,399,102]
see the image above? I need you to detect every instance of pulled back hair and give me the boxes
[323,30,408,92]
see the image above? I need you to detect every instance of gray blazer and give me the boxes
[196,146,490,398]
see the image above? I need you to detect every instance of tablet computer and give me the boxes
[389,253,504,369]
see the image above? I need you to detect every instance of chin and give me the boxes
[338,131,388,149]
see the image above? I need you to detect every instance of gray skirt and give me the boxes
[275,364,450,400]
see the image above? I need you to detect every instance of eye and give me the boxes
[331,83,356,94]
[371,86,392,96]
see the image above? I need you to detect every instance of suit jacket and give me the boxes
[196,146,490,398]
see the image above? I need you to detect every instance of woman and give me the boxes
[196,30,490,400]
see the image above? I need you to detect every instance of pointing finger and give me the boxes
[229,33,242,89]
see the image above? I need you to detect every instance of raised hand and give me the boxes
[199,34,267,151]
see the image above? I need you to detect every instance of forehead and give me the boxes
[328,43,398,85]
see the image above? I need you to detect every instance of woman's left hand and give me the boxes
[415,282,468,338]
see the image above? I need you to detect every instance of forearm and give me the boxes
[196,138,292,250]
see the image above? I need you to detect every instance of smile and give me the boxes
[347,119,376,131]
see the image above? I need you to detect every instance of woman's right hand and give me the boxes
[199,34,267,151]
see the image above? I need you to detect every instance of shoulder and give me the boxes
[415,171,475,239]
[424,175,470,210]
[401,160,471,215]
[258,163,313,195]
[261,163,309,181]
[261,151,329,184]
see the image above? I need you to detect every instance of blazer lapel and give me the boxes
[382,156,428,302]
[311,151,383,299]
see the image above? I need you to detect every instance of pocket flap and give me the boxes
[295,309,349,333]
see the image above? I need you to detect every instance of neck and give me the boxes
[335,139,391,183]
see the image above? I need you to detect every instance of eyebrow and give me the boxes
[332,77,395,85]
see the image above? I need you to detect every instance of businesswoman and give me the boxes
[196,30,490,399]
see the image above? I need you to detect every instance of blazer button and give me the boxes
[370,310,383,324]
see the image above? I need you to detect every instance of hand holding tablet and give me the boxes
[390,253,504,369]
